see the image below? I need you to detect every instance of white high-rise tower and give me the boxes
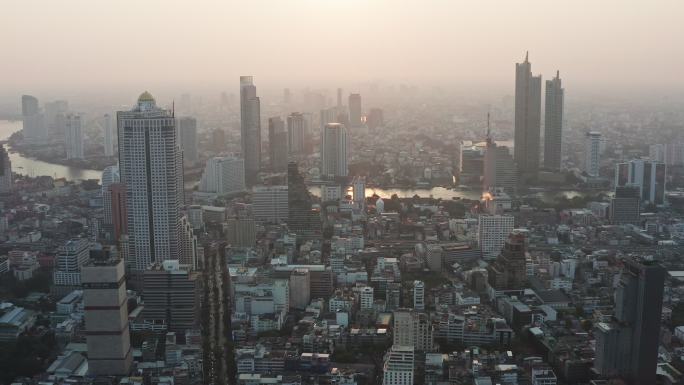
[117,92,184,271]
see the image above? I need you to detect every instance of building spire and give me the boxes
[556,70,560,79]
[525,51,529,62]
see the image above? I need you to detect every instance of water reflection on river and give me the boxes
[0,120,102,181]
[308,185,481,200]
[0,119,599,200]
[308,185,591,201]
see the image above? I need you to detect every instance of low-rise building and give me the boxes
[0,305,36,341]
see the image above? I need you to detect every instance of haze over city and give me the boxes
[2,2,684,385]
[2,0,684,101]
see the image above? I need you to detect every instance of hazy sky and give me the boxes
[2,0,683,96]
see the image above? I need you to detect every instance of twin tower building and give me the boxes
[514,52,564,182]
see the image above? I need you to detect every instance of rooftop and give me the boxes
[138,91,155,102]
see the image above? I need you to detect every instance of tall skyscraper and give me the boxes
[142,260,200,332]
[594,257,665,385]
[584,131,601,177]
[22,95,47,144]
[483,138,517,193]
[615,158,666,205]
[179,216,197,270]
[348,93,362,128]
[110,183,128,243]
[103,114,115,157]
[117,92,184,272]
[514,52,542,179]
[287,112,306,155]
[82,258,132,376]
[543,71,564,171]
[178,117,198,165]
[382,345,414,385]
[21,95,39,116]
[320,107,338,128]
[321,123,348,179]
[352,176,365,209]
[101,165,120,241]
[301,112,316,155]
[65,113,84,159]
[459,140,485,185]
[0,145,12,193]
[649,143,684,166]
[198,156,245,195]
[240,76,261,185]
[649,144,666,163]
[287,162,321,239]
[268,117,288,172]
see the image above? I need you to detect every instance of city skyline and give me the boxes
[1,3,682,385]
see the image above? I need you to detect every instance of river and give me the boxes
[0,119,595,201]
[0,120,102,181]
[308,185,483,200]
[1,119,481,197]
[309,184,591,201]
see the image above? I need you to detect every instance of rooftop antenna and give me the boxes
[172,100,175,118]
[485,111,492,145]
